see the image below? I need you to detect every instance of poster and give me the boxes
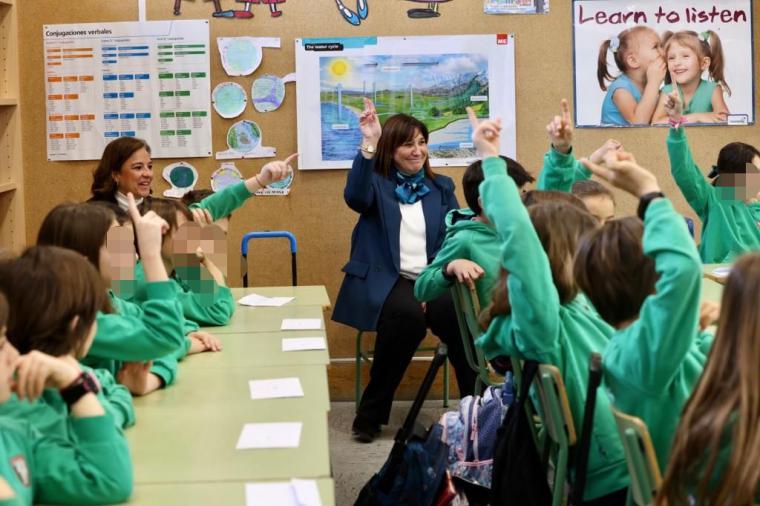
[573,0,754,128]
[485,0,549,14]
[295,34,516,170]
[44,20,212,161]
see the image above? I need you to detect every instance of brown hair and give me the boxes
[597,26,658,91]
[0,292,7,330]
[574,217,657,327]
[90,136,151,201]
[521,190,587,210]
[373,114,435,180]
[141,197,193,232]
[0,246,106,357]
[657,253,760,505]
[37,202,115,269]
[571,180,616,203]
[479,201,596,330]
[662,30,730,95]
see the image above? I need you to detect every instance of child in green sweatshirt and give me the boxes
[467,110,629,502]
[662,89,760,263]
[0,283,132,505]
[574,151,713,474]
[414,156,534,306]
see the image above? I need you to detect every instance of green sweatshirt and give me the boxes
[414,208,501,305]
[0,366,134,436]
[667,127,760,263]
[82,282,185,378]
[602,198,712,471]
[150,337,193,387]
[536,147,591,192]
[474,156,628,500]
[0,413,132,505]
[133,262,234,327]
[189,181,252,221]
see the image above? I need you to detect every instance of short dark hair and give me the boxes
[521,190,587,210]
[89,200,130,226]
[37,202,115,269]
[0,246,106,357]
[572,180,615,203]
[141,197,193,232]
[714,142,760,181]
[574,217,658,326]
[463,156,534,215]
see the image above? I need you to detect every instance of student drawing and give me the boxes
[335,0,369,26]
[597,26,666,126]
[651,30,730,124]
[173,0,286,19]
[406,0,452,19]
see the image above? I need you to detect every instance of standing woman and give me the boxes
[333,98,476,443]
[89,137,153,210]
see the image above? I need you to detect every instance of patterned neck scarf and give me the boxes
[394,170,430,204]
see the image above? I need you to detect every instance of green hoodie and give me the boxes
[414,208,501,306]
[189,181,252,221]
[150,337,193,387]
[0,366,134,436]
[537,147,591,192]
[602,197,713,471]
[82,282,185,378]
[0,413,132,505]
[667,127,760,263]
[475,156,628,500]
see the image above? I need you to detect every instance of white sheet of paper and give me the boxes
[245,482,296,506]
[236,422,302,449]
[238,293,295,307]
[292,479,322,506]
[712,266,732,277]
[281,337,327,352]
[281,318,322,330]
[249,378,304,400]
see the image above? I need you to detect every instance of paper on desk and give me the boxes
[281,318,322,330]
[238,293,295,307]
[282,337,326,352]
[712,266,732,277]
[236,422,302,449]
[245,479,322,506]
[249,377,304,400]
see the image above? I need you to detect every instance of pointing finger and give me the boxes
[284,153,299,167]
[466,107,479,129]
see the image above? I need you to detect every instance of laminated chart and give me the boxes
[44,20,212,161]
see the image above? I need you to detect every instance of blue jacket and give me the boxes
[332,153,459,331]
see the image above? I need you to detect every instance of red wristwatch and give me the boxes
[60,371,101,408]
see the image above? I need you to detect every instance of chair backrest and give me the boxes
[611,407,662,506]
[450,282,494,389]
[534,364,577,447]
[240,231,298,287]
[684,216,695,238]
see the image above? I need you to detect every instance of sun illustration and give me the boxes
[329,59,350,78]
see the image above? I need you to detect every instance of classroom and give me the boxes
[0,0,758,504]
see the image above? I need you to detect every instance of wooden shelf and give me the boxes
[0,182,16,194]
[0,98,18,106]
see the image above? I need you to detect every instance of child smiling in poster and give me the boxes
[652,30,730,124]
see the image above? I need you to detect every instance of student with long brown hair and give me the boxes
[575,151,713,476]
[468,109,629,503]
[657,253,760,505]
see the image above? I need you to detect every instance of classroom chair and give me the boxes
[355,331,449,409]
[533,364,577,506]
[240,231,297,287]
[611,408,662,506]
[450,282,500,394]
[571,353,604,504]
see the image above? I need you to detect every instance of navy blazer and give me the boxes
[332,153,459,331]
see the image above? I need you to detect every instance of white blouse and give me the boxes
[398,201,427,280]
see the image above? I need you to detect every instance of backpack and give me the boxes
[490,360,552,506]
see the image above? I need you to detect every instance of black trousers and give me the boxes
[356,277,477,426]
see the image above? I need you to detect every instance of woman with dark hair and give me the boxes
[333,99,476,443]
[89,137,153,209]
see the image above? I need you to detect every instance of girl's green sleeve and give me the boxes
[150,338,192,387]
[33,414,133,504]
[88,282,185,363]
[414,233,469,303]
[479,156,561,359]
[190,182,252,221]
[91,368,135,430]
[536,147,591,192]
[667,127,713,217]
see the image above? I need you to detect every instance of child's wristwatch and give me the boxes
[60,371,101,408]
[637,192,665,220]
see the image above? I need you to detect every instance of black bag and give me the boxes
[354,344,450,506]
[490,360,552,506]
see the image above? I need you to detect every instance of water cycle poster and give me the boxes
[573,0,754,128]
[295,35,516,170]
[44,20,211,161]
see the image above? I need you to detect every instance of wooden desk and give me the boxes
[188,331,330,368]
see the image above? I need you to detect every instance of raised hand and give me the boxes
[446,259,485,290]
[127,193,169,259]
[257,153,298,187]
[190,207,214,227]
[466,107,501,158]
[13,351,79,401]
[589,139,623,165]
[581,150,660,198]
[546,99,573,154]
[359,97,382,146]
[663,86,683,123]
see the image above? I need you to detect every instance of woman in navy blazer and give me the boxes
[333,99,476,442]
